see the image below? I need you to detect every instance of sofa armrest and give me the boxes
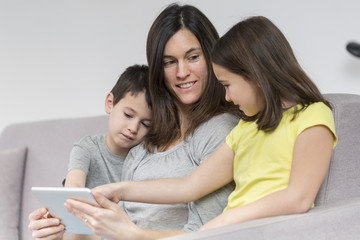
[162,197,360,240]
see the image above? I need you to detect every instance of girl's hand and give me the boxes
[199,210,232,231]
[28,207,65,240]
[65,192,144,240]
[91,183,123,203]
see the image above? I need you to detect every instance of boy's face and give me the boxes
[105,91,152,156]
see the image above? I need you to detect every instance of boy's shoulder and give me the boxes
[75,134,106,146]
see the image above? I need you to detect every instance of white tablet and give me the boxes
[31,187,99,235]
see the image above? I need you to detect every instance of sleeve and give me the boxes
[191,113,239,165]
[67,136,92,174]
[183,113,238,231]
[297,103,337,148]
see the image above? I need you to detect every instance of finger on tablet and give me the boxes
[29,207,48,221]
[93,192,118,211]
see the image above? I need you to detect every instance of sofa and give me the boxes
[0,93,359,240]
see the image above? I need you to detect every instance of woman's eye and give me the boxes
[188,55,199,61]
[163,59,175,67]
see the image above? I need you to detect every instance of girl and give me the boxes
[65,16,337,237]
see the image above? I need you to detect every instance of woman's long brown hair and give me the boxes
[144,4,238,152]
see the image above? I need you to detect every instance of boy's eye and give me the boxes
[124,113,132,118]
[141,122,150,128]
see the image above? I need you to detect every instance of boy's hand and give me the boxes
[28,207,65,240]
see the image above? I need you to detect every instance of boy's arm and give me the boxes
[95,143,234,204]
[200,125,334,230]
[64,170,101,240]
[64,169,87,188]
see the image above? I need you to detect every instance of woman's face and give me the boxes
[163,28,208,105]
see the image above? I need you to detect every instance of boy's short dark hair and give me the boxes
[111,64,151,107]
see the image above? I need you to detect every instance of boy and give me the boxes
[64,64,152,189]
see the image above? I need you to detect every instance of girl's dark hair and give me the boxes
[111,64,151,108]
[211,16,330,132]
[145,3,238,151]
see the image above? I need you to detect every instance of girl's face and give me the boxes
[213,63,265,117]
[163,28,208,105]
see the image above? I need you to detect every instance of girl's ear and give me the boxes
[105,93,114,114]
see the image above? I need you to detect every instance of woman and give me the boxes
[29,4,239,240]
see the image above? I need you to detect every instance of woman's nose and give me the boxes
[176,61,190,79]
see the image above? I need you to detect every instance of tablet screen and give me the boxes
[31,187,98,235]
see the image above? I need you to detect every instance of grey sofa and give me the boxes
[0,93,359,240]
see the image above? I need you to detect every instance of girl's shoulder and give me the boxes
[297,102,333,120]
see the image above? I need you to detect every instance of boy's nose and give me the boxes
[128,121,139,134]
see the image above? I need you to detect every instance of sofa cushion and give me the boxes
[315,93,360,205]
[0,147,27,240]
[0,115,108,240]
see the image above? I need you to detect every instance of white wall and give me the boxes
[1,0,360,134]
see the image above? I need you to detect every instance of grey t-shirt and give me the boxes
[68,134,125,189]
[121,113,239,232]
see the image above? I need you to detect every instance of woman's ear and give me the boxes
[105,93,114,114]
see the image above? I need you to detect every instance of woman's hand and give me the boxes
[65,192,145,240]
[28,207,65,240]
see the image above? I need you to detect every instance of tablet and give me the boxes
[31,187,99,235]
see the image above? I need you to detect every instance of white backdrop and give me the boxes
[1,0,360,134]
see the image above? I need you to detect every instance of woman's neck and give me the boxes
[157,103,190,152]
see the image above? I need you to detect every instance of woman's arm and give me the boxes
[66,193,186,240]
[93,143,235,205]
[200,125,334,230]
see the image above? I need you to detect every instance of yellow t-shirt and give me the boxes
[224,102,337,211]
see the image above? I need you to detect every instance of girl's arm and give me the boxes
[200,125,335,230]
[93,143,235,205]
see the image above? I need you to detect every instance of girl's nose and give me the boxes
[225,92,232,103]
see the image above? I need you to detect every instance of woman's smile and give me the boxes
[177,81,197,89]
